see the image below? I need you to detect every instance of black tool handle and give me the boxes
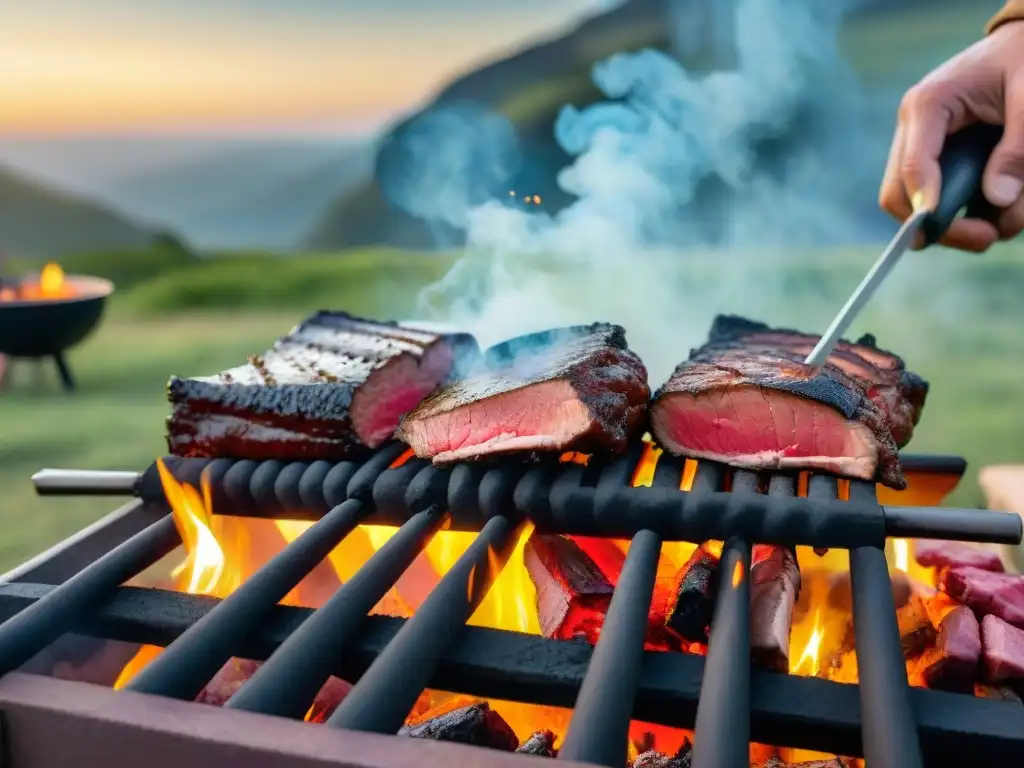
[920,122,1005,247]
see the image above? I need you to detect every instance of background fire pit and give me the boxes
[0,264,114,392]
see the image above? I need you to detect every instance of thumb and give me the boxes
[984,76,1024,207]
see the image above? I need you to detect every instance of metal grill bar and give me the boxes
[326,513,517,733]
[558,531,661,766]
[2,583,1022,763]
[225,506,446,718]
[122,445,408,700]
[34,456,1021,547]
[557,449,669,766]
[124,498,369,699]
[848,481,924,768]
[692,468,756,768]
[0,515,179,675]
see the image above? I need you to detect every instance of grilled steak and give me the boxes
[981,614,1024,684]
[915,540,1005,573]
[701,316,928,446]
[397,323,649,463]
[651,349,905,488]
[168,311,479,460]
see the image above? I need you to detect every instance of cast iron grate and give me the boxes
[6,445,1024,768]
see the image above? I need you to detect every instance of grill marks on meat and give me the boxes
[651,350,905,488]
[168,311,478,460]
[397,323,649,463]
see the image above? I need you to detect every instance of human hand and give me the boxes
[879,22,1024,251]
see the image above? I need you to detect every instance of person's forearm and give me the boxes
[989,0,1024,33]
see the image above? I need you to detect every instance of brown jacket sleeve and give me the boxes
[989,0,1024,33]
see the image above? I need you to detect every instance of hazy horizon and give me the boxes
[1,0,616,139]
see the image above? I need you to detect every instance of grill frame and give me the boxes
[3,450,1024,768]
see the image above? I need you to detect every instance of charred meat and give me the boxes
[168,312,478,460]
[650,348,905,488]
[397,323,649,463]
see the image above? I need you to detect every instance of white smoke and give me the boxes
[401,0,949,384]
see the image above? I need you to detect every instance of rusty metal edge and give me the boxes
[0,672,587,768]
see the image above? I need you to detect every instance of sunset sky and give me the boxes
[1,0,611,137]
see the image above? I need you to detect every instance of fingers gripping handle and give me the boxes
[920,123,1004,247]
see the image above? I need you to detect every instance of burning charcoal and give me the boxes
[665,544,721,643]
[908,605,980,692]
[940,567,1024,628]
[525,533,614,641]
[975,683,1024,704]
[398,701,518,751]
[749,546,801,672]
[758,759,847,768]
[195,658,262,706]
[897,595,939,659]
[915,540,1004,573]
[981,614,1024,684]
[631,743,692,768]
[516,730,558,757]
[305,676,353,723]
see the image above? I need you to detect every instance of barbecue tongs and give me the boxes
[804,123,1005,367]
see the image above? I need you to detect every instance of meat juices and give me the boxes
[168,311,479,460]
[397,323,649,463]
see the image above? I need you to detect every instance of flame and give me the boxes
[893,539,909,573]
[4,262,77,301]
[793,610,823,677]
[39,263,65,297]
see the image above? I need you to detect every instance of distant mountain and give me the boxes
[0,165,154,260]
[101,140,372,250]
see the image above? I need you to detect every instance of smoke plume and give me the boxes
[400,0,945,384]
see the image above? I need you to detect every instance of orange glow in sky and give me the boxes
[0,1,600,135]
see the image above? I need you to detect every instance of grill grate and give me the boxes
[8,447,1024,768]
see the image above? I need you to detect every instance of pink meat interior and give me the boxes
[352,343,454,447]
[651,385,878,480]
[399,379,593,463]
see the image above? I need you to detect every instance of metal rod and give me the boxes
[126,498,368,699]
[4,583,1023,763]
[226,507,446,718]
[850,544,924,768]
[884,506,1022,544]
[326,514,516,733]
[32,469,140,496]
[0,516,179,675]
[691,536,752,768]
[558,528,661,767]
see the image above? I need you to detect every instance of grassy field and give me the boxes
[2,242,1024,572]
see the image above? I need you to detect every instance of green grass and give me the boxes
[2,243,1024,573]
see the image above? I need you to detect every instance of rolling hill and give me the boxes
[0,166,155,260]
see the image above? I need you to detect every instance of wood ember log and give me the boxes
[516,730,558,757]
[981,614,1024,685]
[749,545,801,672]
[195,658,352,717]
[758,758,848,768]
[630,738,692,768]
[525,534,614,641]
[665,545,721,643]
[897,595,939,659]
[975,683,1024,704]
[398,701,519,751]
[907,605,980,692]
